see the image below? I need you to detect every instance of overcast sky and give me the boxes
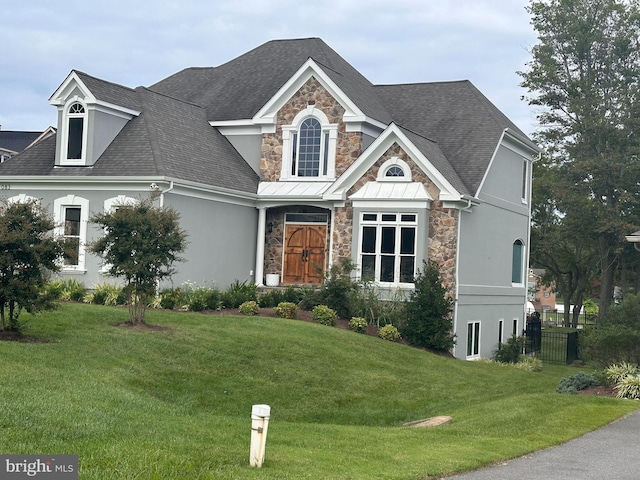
[1,0,540,136]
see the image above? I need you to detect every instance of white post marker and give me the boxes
[250,404,271,467]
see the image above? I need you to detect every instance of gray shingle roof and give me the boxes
[151,38,393,124]
[375,81,528,195]
[0,131,42,153]
[0,87,259,193]
[70,71,141,111]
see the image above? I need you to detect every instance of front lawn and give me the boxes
[0,303,636,479]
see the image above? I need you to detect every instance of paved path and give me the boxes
[444,409,640,480]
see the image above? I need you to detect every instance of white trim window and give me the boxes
[281,106,338,180]
[512,239,525,285]
[467,321,481,358]
[54,195,89,271]
[358,212,417,286]
[62,100,88,165]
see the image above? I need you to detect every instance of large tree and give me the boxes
[520,0,640,318]
[89,195,188,324]
[0,199,65,332]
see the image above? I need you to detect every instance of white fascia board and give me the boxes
[253,58,364,125]
[2,176,257,206]
[324,123,461,202]
[210,120,263,136]
[49,71,96,106]
[93,101,140,118]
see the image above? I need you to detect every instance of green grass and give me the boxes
[0,304,637,479]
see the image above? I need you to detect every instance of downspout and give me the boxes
[160,181,174,208]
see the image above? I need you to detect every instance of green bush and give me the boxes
[378,324,401,342]
[158,288,182,310]
[614,374,640,399]
[400,260,455,351]
[222,280,257,309]
[55,279,86,302]
[349,317,368,334]
[513,356,543,372]
[556,372,599,394]
[239,300,259,316]
[259,287,305,308]
[44,280,66,300]
[312,305,337,326]
[298,260,359,318]
[580,324,640,367]
[604,362,639,385]
[90,283,125,306]
[492,335,525,364]
[274,302,297,319]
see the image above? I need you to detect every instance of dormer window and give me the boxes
[64,101,87,163]
[281,106,337,181]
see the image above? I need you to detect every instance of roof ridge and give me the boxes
[135,88,165,176]
[140,85,204,109]
[73,70,137,92]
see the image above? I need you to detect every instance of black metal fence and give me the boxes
[525,317,580,365]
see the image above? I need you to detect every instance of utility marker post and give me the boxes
[250,404,271,467]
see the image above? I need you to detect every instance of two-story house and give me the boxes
[0,38,538,359]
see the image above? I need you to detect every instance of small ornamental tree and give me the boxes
[401,260,455,351]
[0,199,65,332]
[89,195,187,324]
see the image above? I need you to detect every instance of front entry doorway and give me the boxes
[283,223,327,284]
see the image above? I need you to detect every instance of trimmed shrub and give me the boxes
[274,302,297,319]
[239,300,259,316]
[378,324,401,342]
[492,335,525,364]
[349,317,368,334]
[400,260,455,351]
[556,372,599,394]
[158,288,182,310]
[312,305,337,326]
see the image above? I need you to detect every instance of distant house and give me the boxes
[0,128,56,163]
[528,268,556,314]
[0,38,538,359]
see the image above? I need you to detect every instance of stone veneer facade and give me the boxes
[260,77,458,295]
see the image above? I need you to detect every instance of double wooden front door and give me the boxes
[283,224,327,284]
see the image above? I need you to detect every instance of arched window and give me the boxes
[385,166,405,177]
[512,239,524,284]
[295,118,324,177]
[66,102,86,160]
[281,106,338,180]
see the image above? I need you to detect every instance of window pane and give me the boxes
[64,238,80,266]
[512,240,523,283]
[380,255,395,282]
[64,207,81,236]
[361,255,375,282]
[298,118,321,176]
[361,226,376,253]
[385,166,404,177]
[381,214,396,222]
[362,213,377,222]
[467,323,473,356]
[67,118,84,159]
[291,133,297,175]
[323,132,329,175]
[474,322,480,355]
[400,256,415,283]
[400,214,416,222]
[400,227,415,254]
[381,227,395,254]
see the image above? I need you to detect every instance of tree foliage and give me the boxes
[89,195,188,324]
[400,260,455,351]
[0,199,64,332]
[521,0,640,318]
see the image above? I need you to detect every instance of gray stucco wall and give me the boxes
[223,134,262,175]
[163,193,258,289]
[453,142,533,359]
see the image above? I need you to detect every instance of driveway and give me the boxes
[443,409,640,480]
